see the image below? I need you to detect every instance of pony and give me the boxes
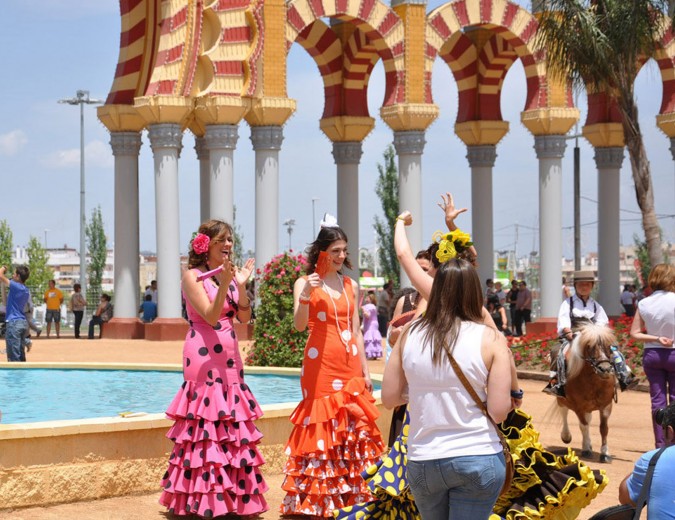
[557,322,617,463]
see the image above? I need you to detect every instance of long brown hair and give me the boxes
[187,220,233,269]
[305,226,352,274]
[411,258,484,366]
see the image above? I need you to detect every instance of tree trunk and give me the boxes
[620,97,662,270]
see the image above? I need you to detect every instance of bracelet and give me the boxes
[510,389,524,399]
[299,299,310,306]
[298,294,311,303]
[396,216,405,222]
[238,301,251,311]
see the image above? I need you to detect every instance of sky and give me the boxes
[1,0,673,263]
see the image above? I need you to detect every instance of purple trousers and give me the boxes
[643,348,675,447]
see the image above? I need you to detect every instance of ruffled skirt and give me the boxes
[281,377,385,517]
[335,409,607,520]
[159,379,269,517]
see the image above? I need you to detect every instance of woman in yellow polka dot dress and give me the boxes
[280,218,385,517]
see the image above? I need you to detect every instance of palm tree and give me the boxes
[535,0,670,269]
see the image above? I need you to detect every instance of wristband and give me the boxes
[510,389,524,399]
[396,216,405,222]
[299,299,310,306]
[299,294,311,303]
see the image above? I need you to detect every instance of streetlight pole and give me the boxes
[44,229,49,249]
[59,90,103,299]
[284,219,296,251]
[311,197,319,238]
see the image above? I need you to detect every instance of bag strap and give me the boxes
[632,446,668,519]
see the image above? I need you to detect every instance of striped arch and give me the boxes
[426,0,556,120]
[476,34,518,120]
[286,0,405,110]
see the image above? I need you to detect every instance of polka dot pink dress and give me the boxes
[280,276,385,517]
[159,273,268,517]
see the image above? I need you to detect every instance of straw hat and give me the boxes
[573,270,598,283]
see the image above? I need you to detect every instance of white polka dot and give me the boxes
[332,379,344,391]
[303,388,308,398]
[303,416,310,426]
[317,439,325,451]
[285,446,291,455]
[352,345,358,356]
[317,312,327,322]
[307,347,319,359]
[301,365,304,376]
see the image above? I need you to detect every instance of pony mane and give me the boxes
[567,323,617,380]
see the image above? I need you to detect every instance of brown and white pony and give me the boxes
[557,323,617,463]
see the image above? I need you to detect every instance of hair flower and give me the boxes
[192,233,210,254]
[432,228,473,264]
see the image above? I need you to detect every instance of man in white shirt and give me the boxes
[544,270,634,397]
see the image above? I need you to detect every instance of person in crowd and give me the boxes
[43,279,63,338]
[545,270,634,397]
[630,263,675,448]
[23,292,41,352]
[145,279,158,304]
[280,215,384,517]
[138,294,158,323]
[88,294,113,339]
[621,284,637,317]
[69,283,87,339]
[484,278,495,303]
[362,293,383,359]
[159,219,267,517]
[619,402,675,518]
[507,280,519,329]
[377,280,394,337]
[382,258,513,519]
[0,265,30,362]
[487,294,511,336]
[494,281,507,306]
[513,280,532,337]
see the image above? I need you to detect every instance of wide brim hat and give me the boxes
[573,270,598,283]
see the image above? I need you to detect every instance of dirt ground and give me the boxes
[1,335,657,519]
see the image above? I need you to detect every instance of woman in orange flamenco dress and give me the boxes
[280,215,386,517]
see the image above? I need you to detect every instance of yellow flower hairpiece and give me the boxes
[432,228,473,264]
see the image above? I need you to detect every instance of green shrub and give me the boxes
[247,252,309,367]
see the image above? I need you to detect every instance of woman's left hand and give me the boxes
[364,375,373,393]
[235,258,255,287]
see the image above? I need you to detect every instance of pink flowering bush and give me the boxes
[247,252,309,367]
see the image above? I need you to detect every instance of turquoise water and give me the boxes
[0,369,381,424]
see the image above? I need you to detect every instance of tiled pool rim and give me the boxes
[0,362,389,511]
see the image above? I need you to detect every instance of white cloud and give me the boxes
[0,130,27,156]
[40,140,113,169]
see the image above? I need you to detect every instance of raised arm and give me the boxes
[394,212,433,299]
[438,192,478,258]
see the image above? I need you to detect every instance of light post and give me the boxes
[284,218,296,251]
[44,229,49,249]
[58,90,103,298]
[311,197,319,238]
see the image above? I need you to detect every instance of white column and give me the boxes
[147,123,183,319]
[467,145,497,286]
[250,126,283,268]
[205,124,238,223]
[595,147,624,315]
[194,136,210,223]
[332,142,362,281]
[534,135,567,318]
[393,130,426,288]
[110,132,142,318]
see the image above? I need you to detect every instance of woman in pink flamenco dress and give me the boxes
[362,293,383,359]
[159,219,268,518]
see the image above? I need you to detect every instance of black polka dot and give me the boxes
[244,465,252,474]
[186,358,191,367]
[186,413,194,420]
[184,469,192,479]
[202,472,209,482]
[227,358,235,368]
[215,377,223,384]
[190,329,196,338]
[214,420,221,427]
[249,449,256,458]
[183,459,191,468]
[200,449,205,458]
[198,347,208,356]
[234,395,240,404]
[240,383,248,392]
[253,488,259,495]
[222,445,229,453]
[169,507,175,513]
[164,480,171,489]
[230,330,236,339]
[169,452,175,460]
[213,322,222,330]
[231,410,236,419]
[216,492,224,501]
[204,397,210,407]
[239,369,244,378]
[232,420,239,429]
[191,391,198,401]
[241,458,248,467]
[206,381,214,387]
[242,494,250,504]
[162,471,169,480]
[181,381,187,389]
[255,473,263,484]
[187,426,194,436]
[249,399,256,410]
[204,510,213,519]
[229,284,236,292]
[238,479,246,489]
[217,475,224,485]
[226,310,235,318]
[178,448,185,457]
[185,503,191,513]
[207,370,213,379]
[214,344,223,354]
[241,438,249,445]
[203,431,209,440]
[198,419,205,428]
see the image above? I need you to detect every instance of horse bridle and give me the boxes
[582,341,614,377]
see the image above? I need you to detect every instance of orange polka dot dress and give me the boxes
[280,276,385,517]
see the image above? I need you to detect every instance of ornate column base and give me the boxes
[102,318,146,340]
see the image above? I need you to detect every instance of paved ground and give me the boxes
[1,335,657,519]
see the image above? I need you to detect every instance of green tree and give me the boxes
[86,205,108,294]
[373,145,399,286]
[26,235,53,299]
[232,204,244,264]
[0,220,13,272]
[536,0,669,269]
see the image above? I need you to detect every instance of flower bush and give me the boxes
[246,252,309,367]
[509,314,645,381]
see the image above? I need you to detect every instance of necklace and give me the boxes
[322,274,352,352]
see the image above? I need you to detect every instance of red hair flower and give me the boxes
[192,233,210,254]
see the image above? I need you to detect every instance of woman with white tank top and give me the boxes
[382,258,513,520]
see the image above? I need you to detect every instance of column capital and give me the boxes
[594,146,625,170]
[110,132,142,157]
[332,142,363,165]
[534,135,567,159]
[204,124,239,151]
[250,126,284,151]
[194,136,208,161]
[393,130,426,155]
[466,145,497,168]
[147,123,183,156]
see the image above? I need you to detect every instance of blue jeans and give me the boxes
[407,452,505,520]
[6,319,28,362]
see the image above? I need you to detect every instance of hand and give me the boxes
[215,256,235,287]
[438,192,467,228]
[305,273,322,291]
[389,325,403,345]
[397,211,413,226]
[364,375,373,393]
[659,336,674,347]
[235,258,255,287]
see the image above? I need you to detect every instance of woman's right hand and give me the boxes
[305,272,321,291]
[215,257,235,288]
[659,336,674,347]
